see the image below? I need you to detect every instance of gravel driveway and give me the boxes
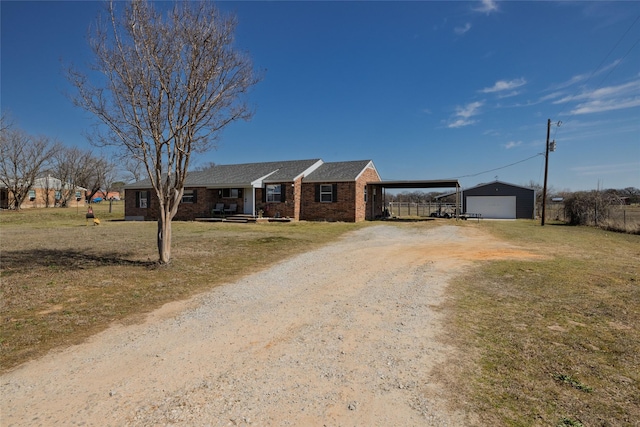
[2,224,531,426]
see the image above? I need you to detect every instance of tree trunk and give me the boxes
[13,195,22,210]
[68,1,258,264]
[157,217,172,264]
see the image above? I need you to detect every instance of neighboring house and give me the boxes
[462,180,535,219]
[124,159,383,222]
[91,191,121,202]
[1,176,87,209]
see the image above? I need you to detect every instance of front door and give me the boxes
[243,187,254,215]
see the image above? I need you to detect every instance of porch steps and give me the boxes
[195,215,291,223]
[224,214,255,223]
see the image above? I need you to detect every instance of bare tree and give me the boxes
[81,155,117,202]
[39,174,56,208]
[0,113,11,133]
[122,157,144,183]
[94,157,120,212]
[0,124,60,210]
[192,161,216,172]
[68,0,259,263]
[620,187,640,204]
[52,147,92,207]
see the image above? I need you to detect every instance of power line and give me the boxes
[587,14,639,86]
[595,36,640,89]
[552,14,640,140]
[453,153,543,179]
[456,16,639,185]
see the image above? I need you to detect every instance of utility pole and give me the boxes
[541,119,560,226]
[541,119,551,226]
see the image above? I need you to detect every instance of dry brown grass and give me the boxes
[0,203,366,372]
[438,220,640,426]
[3,207,639,426]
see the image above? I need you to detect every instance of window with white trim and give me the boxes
[136,191,149,208]
[222,188,239,198]
[182,189,196,203]
[320,184,333,202]
[28,190,36,201]
[266,184,282,202]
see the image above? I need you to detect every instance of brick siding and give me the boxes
[207,188,245,217]
[255,182,296,219]
[357,166,382,221]
[124,166,382,222]
[299,182,351,222]
[8,187,87,209]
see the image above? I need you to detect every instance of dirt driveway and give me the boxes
[1,224,534,426]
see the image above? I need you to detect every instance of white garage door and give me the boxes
[467,196,516,219]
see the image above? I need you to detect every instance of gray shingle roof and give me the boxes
[125,159,323,188]
[191,159,322,185]
[303,160,373,182]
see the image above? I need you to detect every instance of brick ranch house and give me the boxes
[0,176,87,209]
[124,159,383,222]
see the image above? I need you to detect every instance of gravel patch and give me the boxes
[1,224,496,426]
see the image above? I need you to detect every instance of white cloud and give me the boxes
[456,101,484,118]
[538,91,565,103]
[570,162,640,176]
[448,118,477,128]
[497,90,522,99]
[554,80,640,104]
[548,59,622,91]
[553,79,640,114]
[550,73,591,91]
[570,97,640,115]
[454,23,472,35]
[483,129,502,137]
[553,117,639,142]
[473,0,499,14]
[504,141,523,149]
[481,78,527,94]
[447,101,484,128]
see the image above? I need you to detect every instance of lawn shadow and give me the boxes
[0,248,157,271]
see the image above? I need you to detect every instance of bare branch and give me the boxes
[0,124,61,209]
[67,0,259,263]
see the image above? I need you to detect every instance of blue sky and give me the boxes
[2,0,639,191]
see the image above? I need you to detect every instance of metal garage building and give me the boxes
[463,181,535,219]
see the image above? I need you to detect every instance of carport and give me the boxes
[367,179,461,220]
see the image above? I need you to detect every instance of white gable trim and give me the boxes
[354,161,378,181]
[293,159,324,182]
[251,169,280,188]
